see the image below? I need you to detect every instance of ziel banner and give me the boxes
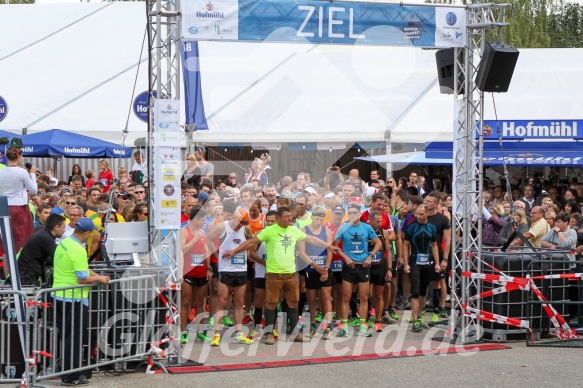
[182,0,466,47]
[153,99,182,230]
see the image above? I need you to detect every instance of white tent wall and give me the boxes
[0,3,449,148]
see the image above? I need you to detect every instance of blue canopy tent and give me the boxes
[357,141,583,167]
[21,129,131,158]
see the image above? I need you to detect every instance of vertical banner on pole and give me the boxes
[153,99,182,230]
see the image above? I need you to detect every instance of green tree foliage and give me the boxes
[429,0,583,48]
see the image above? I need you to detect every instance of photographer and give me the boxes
[324,165,344,191]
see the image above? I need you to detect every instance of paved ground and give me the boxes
[35,313,583,387]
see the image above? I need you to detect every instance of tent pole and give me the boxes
[385,128,392,180]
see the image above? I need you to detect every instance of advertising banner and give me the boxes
[153,99,182,230]
[182,0,466,48]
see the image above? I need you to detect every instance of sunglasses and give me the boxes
[312,213,325,217]
[65,201,76,205]
[135,191,145,194]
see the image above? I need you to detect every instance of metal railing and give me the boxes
[29,274,175,385]
[0,289,33,385]
[526,258,583,347]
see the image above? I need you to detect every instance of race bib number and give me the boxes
[262,254,267,261]
[231,254,247,266]
[349,240,365,255]
[100,179,108,186]
[371,251,383,263]
[191,254,204,267]
[416,253,430,266]
[311,256,325,266]
[331,261,344,272]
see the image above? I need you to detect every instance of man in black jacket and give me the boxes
[18,214,66,286]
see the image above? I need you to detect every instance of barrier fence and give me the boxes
[13,273,177,386]
[526,259,583,348]
[0,289,32,385]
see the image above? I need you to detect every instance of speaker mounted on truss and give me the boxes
[475,42,520,93]
[435,48,464,95]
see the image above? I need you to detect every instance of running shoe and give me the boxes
[408,315,415,323]
[208,317,215,327]
[322,327,333,340]
[195,332,213,342]
[417,318,428,329]
[333,322,343,332]
[233,332,254,345]
[388,307,399,321]
[338,328,348,337]
[439,308,450,319]
[412,321,422,332]
[358,325,372,337]
[187,308,196,323]
[382,311,395,324]
[272,329,279,340]
[421,309,426,315]
[401,301,411,310]
[374,321,383,332]
[264,333,275,345]
[314,311,323,324]
[369,307,376,319]
[222,316,234,327]
[210,334,221,346]
[348,317,360,327]
[248,330,260,340]
[180,331,189,344]
[310,325,319,338]
[242,315,252,325]
[431,313,440,323]
[260,318,266,327]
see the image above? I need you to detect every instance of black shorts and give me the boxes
[210,262,219,279]
[305,269,333,290]
[431,269,446,281]
[219,271,247,288]
[298,268,306,277]
[254,277,266,290]
[369,262,388,286]
[333,272,343,285]
[341,264,370,285]
[408,257,434,298]
[247,261,254,280]
[184,275,209,288]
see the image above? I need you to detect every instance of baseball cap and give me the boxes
[75,217,98,232]
[198,191,210,203]
[323,192,334,200]
[303,187,317,195]
[332,204,344,214]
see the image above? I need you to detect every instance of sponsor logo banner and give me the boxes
[481,120,581,140]
[182,0,466,48]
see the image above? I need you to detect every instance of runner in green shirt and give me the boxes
[222,206,339,344]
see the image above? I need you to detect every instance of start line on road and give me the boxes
[167,343,510,374]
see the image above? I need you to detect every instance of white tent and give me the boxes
[1,3,583,148]
[0,2,448,147]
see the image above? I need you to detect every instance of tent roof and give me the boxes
[1,3,583,147]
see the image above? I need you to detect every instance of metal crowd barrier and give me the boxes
[30,274,175,385]
[526,259,583,348]
[0,289,33,385]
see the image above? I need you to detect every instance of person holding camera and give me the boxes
[324,165,344,191]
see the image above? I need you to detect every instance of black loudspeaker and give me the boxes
[475,42,520,93]
[435,48,464,95]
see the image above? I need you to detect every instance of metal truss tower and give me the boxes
[146,0,181,285]
[449,3,510,343]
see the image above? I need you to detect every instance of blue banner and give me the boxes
[180,41,209,131]
[481,120,582,141]
[182,0,466,48]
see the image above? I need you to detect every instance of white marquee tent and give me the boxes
[1,2,583,149]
